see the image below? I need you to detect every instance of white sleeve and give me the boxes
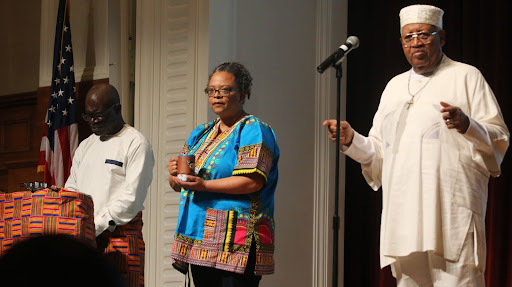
[460,70,509,177]
[343,130,383,191]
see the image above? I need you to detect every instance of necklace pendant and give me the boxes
[406,99,413,110]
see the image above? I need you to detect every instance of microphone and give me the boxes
[316,36,360,73]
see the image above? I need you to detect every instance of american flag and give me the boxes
[38,0,78,186]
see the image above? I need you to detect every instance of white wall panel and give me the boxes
[136,0,208,286]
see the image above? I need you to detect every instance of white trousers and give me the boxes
[391,233,484,287]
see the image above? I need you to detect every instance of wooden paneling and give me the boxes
[0,92,38,162]
[0,91,40,193]
[0,79,108,193]
[1,119,30,152]
[5,160,42,192]
[0,170,7,192]
[0,92,38,192]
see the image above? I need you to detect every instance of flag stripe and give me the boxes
[52,130,65,185]
[57,126,71,173]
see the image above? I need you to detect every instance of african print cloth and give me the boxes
[171,115,279,275]
[0,186,95,255]
[98,212,145,287]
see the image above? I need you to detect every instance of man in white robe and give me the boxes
[324,4,509,287]
[65,83,154,287]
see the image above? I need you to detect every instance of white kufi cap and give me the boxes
[399,4,444,30]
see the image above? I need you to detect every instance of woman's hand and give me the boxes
[173,175,207,191]
[174,173,264,194]
[167,157,178,176]
[167,157,181,192]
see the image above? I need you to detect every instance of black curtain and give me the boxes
[344,1,511,286]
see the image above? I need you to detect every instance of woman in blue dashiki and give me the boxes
[167,62,279,287]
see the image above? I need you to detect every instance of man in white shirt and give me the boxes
[65,83,154,287]
[324,4,509,287]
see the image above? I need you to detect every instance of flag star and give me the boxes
[63,76,69,84]
[65,44,72,52]
[64,25,68,32]
[62,109,68,116]
[73,87,76,92]
[67,97,75,104]
[49,106,56,112]
[47,121,52,127]
[51,92,58,98]
[70,65,74,72]
[54,78,60,85]
[61,57,66,65]
[58,89,64,96]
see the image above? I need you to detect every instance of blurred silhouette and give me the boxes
[0,234,128,287]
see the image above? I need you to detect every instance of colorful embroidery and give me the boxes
[172,115,279,275]
[234,143,273,180]
[203,208,237,252]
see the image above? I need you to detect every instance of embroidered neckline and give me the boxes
[194,115,251,171]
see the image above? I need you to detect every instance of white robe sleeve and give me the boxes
[342,129,383,191]
[342,83,391,192]
[459,68,509,177]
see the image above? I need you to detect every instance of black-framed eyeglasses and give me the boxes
[82,104,118,121]
[400,31,438,47]
[204,87,240,97]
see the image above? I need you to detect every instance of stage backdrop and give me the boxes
[345,0,511,286]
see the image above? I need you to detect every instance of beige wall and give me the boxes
[0,1,41,96]
[0,0,110,97]
[39,0,109,87]
[208,1,348,286]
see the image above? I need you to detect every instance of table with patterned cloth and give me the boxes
[0,186,95,255]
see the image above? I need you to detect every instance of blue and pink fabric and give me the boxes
[171,115,279,275]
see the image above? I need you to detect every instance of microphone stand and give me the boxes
[318,38,358,287]
[332,62,342,287]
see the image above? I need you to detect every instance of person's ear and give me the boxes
[240,91,246,105]
[112,103,122,116]
[439,30,446,47]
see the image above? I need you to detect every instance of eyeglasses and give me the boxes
[400,31,438,47]
[82,104,118,121]
[204,87,240,97]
